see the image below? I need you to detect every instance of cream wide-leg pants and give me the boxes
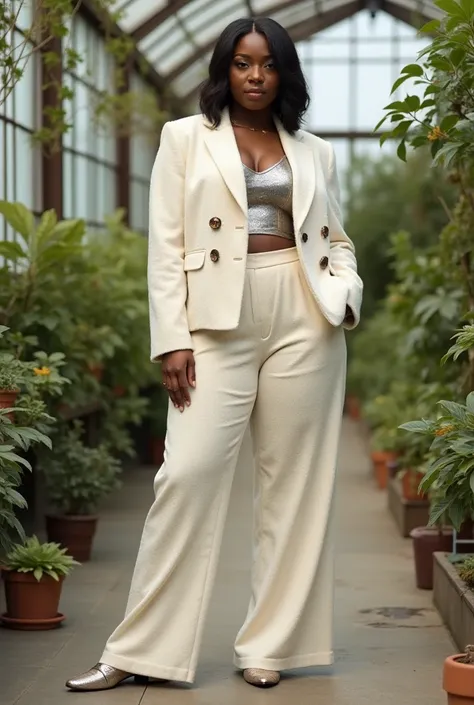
[101,247,347,683]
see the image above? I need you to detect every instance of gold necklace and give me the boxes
[231,121,274,134]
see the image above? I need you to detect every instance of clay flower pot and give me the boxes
[345,394,361,421]
[402,469,426,501]
[0,388,19,421]
[410,526,453,590]
[1,571,65,630]
[443,653,474,704]
[46,515,98,562]
[371,450,397,490]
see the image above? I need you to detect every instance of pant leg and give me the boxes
[234,257,347,671]
[101,281,259,683]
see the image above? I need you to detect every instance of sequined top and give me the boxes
[243,156,294,241]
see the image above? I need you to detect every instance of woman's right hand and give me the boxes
[161,350,196,412]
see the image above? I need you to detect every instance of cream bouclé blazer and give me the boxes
[148,108,363,361]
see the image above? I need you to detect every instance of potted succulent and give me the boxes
[1,535,79,630]
[40,422,122,561]
[443,645,474,704]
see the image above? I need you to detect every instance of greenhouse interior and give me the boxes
[1,0,474,703]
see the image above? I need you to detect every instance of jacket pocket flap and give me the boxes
[184,250,206,272]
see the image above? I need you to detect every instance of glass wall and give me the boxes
[298,11,430,200]
[63,14,118,228]
[0,0,41,241]
[129,72,160,233]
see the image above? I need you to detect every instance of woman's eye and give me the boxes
[235,61,248,69]
[265,62,275,70]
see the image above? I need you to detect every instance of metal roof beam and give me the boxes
[132,0,191,42]
[180,0,364,103]
[165,0,320,83]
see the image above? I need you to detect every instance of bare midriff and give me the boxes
[247,234,295,253]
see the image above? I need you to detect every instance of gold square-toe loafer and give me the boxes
[66,663,149,691]
[243,668,280,688]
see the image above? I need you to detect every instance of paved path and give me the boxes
[0,420,454,705]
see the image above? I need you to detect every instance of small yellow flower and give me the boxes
[435,424,454,436]
[427,126,445,142]
[34,366,51,376]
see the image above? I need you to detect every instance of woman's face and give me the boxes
[229,31,280,112]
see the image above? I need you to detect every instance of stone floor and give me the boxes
[0,419,454,705]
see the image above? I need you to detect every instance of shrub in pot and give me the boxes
[443,645,474,705]
[40,422,122,561]
[1,535,79,630]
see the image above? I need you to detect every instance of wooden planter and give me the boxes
[1,570,65,630]
[410,526,453,590]
[433,552,474,652]
[387,476,429,538]
[46,514,98,562]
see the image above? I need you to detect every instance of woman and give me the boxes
[67,16,362,692]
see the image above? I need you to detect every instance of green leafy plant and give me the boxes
[401,391,474,530]
[40,422,122,515]
[4,535,79,581]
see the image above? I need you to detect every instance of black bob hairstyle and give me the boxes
[199,17,310,135]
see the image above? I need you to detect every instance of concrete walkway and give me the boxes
[0,420,454,705]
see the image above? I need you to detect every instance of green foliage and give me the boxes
[345,152,455,318]
[376,0,474,168]
[400,391,474,530]
[0,0,169,151]
[4,535,79,581]
[40,422,122,516]
[458,556,474,589]
[0,414,53,557]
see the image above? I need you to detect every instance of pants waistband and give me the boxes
[246,247,298,269]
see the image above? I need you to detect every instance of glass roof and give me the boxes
[115,0,441,102]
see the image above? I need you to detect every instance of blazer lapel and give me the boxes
[203,110,248,216]
[276,120,316,234]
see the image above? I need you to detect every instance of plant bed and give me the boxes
[433,553,474,652]
[387,476,429,538]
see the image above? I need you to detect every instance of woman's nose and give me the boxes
[249,66,264,83]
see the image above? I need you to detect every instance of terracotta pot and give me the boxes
[113,385,125,397]
[402,469,426,500]
[2,570,64,630]
[150,437,165,467]
[443,654,474,704]
[410,526,453,590]
[345,395,361,421]
[0,389,19,421]
[46,514,98,562]
[371,450,397,490]
[86,363,104,382]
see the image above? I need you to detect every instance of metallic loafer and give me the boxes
[243,668,281,688]
[66,663,149,691]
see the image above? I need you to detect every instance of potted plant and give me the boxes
[40,422,122,561]
[443,645,474,705]
[0,326,27,417]
[1,535,79,630]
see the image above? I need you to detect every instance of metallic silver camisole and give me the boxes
[243,156,295,241]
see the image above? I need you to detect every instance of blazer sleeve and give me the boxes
[326,143,363,330]
[148,121,194,362]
